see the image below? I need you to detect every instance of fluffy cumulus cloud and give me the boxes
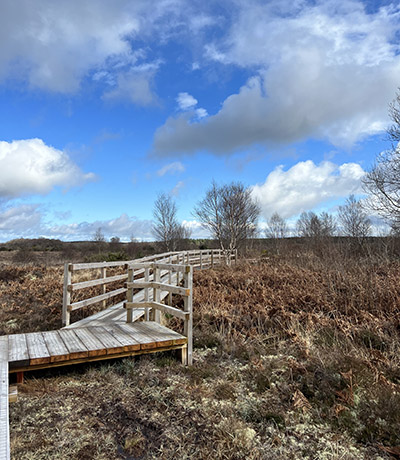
[153,1,400,156]
[0,0,186,100]
[0,139,95,198]
[251,160,366,219]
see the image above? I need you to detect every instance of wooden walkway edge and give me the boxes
[7,322,187,373]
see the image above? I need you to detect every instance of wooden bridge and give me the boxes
[0,249,236,458]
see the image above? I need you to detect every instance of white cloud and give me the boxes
[0,205,154,242]
[103,71,157,106]
[196,108,208,119]
[156,161,185,177]
[47,213,154,242]
[0,139,95,198]
[0,0,185,100]
[182,219,210,238]
[0,1,137,92]
[176,92,208,120]
[0,204,42,232]
[251,160,366,219]
[153,1,400,156]
[177,92,198,110]
[170,180,184,196]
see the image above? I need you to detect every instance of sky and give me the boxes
[0,0,399,242]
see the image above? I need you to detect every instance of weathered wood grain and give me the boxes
[26,332,51,365]
[8,334,29,369]
[106,326,141,352]
[58,329,88,360]
[72,328,107,357]
[133,322,174,348]
[87,327,126,354]
[42,331,70,363]
[117,324,158,350]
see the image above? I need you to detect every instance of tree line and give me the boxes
[153,90,400,251]
[96,90,400,252]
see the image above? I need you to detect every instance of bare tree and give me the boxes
[93,227,106,243]
[338,195,371,239]
[363,90,400,229]
[265,212,288,239]
[194,181,260,251]
[296,211,336,238]
[152,193,190,251]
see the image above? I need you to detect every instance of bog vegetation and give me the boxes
[0,239,399,459]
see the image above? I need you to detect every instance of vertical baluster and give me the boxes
[144,267,150,321]
[154,264,161,323]
[101,266,107,310]
[183,265,193,365]
[168,255,172,305]
[126,267,134,323]
[62,263,72,327]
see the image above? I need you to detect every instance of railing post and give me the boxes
[62,263,72,327]
[154,265,161,323]
[183,265,193,365]
[101,266,107,309]
[168,255,173,305]
[175,255,179,286]
[235,248,238,265]
[144,267,150,321]
[200,251,203,270]
[211,250,214,268]
[126,267,134,323]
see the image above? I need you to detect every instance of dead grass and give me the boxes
[0,264,127,334]
[2,254,400,459]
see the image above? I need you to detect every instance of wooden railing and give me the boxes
[124,261,193,365]
[62,249,237,327]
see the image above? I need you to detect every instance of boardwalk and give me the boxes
[65,270,178,329]
[8,322,186,373]
[1,249,235,458]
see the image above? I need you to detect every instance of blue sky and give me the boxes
[0,0,399,241]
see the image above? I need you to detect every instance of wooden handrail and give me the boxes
[125,262,193,365]
[62,249,236,327]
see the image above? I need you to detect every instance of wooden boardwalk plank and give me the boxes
[0,337,9,460]
[117,323,158,350]
[42,331,70,363]
[133,322,174,348]
[8,334,29,369]
[72,328,107,357]
[105,326,141,352]
[26,332,50,365]
[58,329,88,360]
[86,327,126,354]
[143,321,187,345]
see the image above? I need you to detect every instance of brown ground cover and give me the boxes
[1,251,399,459]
